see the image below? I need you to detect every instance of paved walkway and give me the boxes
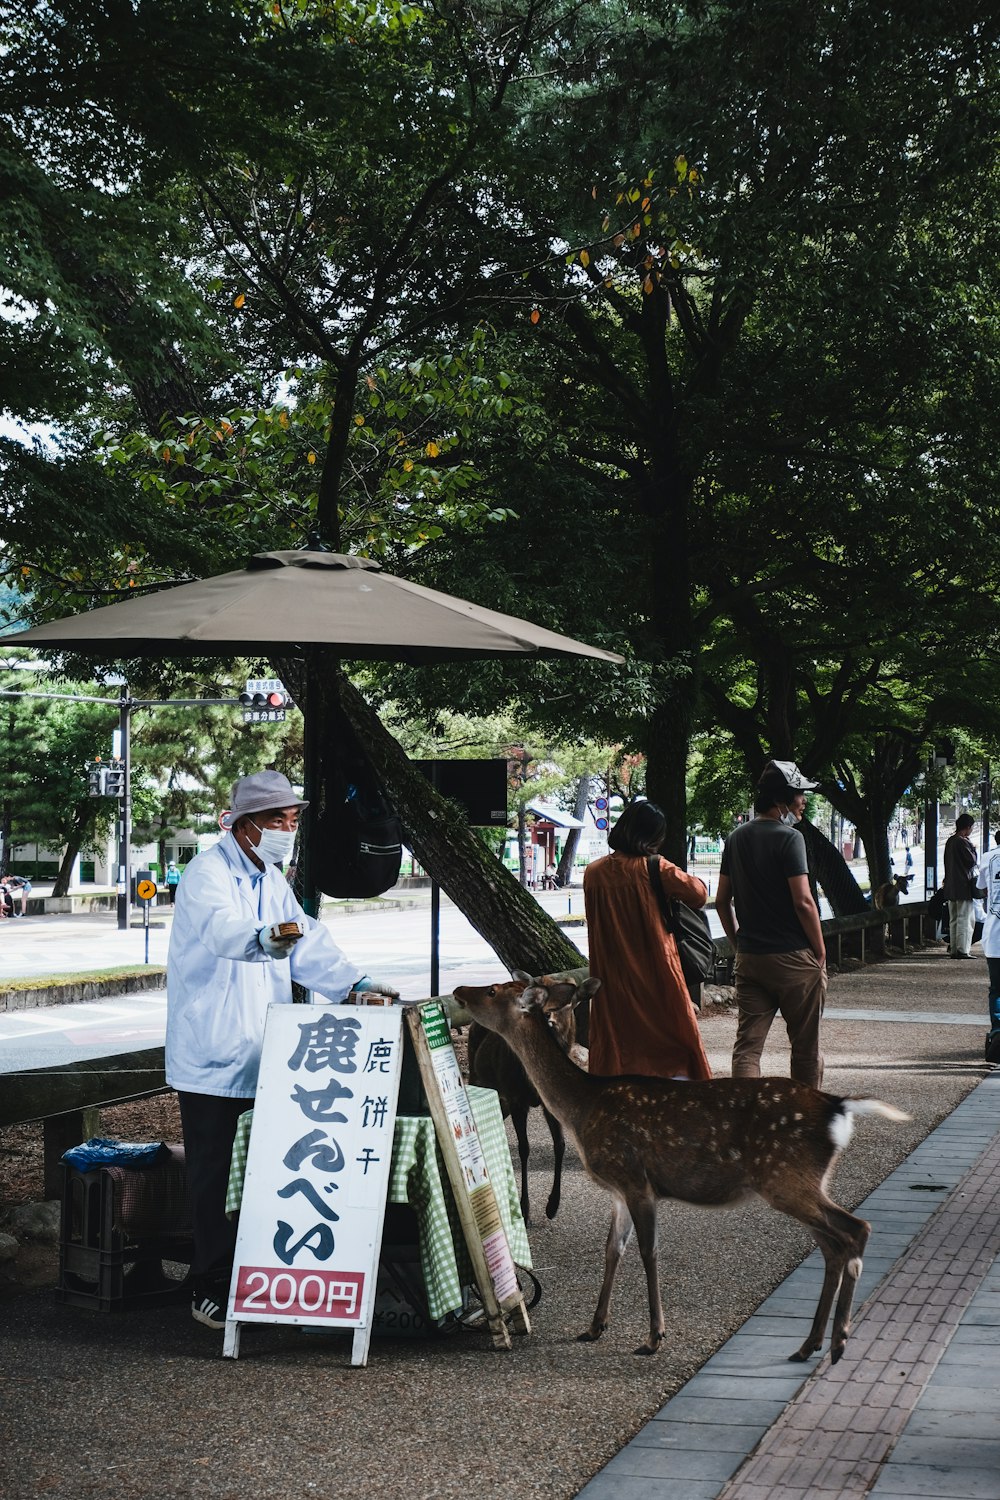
[579,1069,1000,1500]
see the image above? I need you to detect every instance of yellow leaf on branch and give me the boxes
[425,441,440,457]
[307,452,317,464]
[233,293,245,308]
[580,249,590,267]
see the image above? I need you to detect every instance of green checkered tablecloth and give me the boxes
[226,1085,531,1322]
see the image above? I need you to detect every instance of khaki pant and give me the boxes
[732,948,827,1090]
[947,900,975,957]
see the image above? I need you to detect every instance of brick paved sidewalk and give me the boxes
[579,1071,1000,1500]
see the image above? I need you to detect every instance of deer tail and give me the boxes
[827,1097,910,1151]
[843,1098,911,1123]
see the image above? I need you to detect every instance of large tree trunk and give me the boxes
[51,804,92,898]
[856,804,893,892]
[797,818,868,916]
[556,774,591,886]
[0,801,10,877]
[336,673,584,975]
[645,692,694,868]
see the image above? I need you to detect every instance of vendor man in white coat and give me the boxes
[167,770,397,1330]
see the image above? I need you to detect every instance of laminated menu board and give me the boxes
[405,1001,530,1349]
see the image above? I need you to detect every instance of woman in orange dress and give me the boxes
[583,801,711,1080]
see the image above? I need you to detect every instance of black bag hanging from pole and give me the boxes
[313,712,404,900]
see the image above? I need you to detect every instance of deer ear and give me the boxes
[511,969,535,985]
[578,977,602,1000]
[518,985,546,1012]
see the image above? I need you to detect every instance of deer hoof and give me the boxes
[545,1197,560,1220]
[634,1335,663,1356]
[577,1324,605,1344]
[788,1345,819,1363]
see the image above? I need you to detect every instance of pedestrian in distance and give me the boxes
[164,861,181,904]
[583,799,712,1081]
[715,759,827,1089]
[943,813,978,958]
[0,874,30,916]
[975,832,1000,1062]
[165,770,399,1332]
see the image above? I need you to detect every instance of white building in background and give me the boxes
[8,824,223,888]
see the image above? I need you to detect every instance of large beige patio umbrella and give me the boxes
[10,550,625,663]
[10,549,624,926]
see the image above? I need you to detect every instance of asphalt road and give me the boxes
[0,886,586,991]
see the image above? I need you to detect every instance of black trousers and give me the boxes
[178,1091,255,1296]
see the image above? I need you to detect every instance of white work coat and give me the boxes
[166,833,361,1098]
[979,845,1000,959]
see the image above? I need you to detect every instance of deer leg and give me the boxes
[787,1230,845,1363]
[578,1193,633,1344]
[542,1106,565,1220]
[510,1105,532,1225]
[629,1188,665,1356]
[779,1197,870,1364]
[827,1209,870,1364]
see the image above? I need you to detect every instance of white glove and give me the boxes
[350,976,400,1001]
[258,925,302,959]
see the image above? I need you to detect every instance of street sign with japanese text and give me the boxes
[224,1003,403,1367]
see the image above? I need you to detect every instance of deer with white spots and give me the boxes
[454,972,909,1365]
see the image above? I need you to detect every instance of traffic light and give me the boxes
[103,763,126,798]
[240,678,290,723]
[87,763,103,797]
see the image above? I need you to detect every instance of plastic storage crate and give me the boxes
[57,1155,193,1313]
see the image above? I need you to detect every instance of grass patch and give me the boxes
[0,966,165,993]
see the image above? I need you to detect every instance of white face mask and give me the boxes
[249,820,297,865]
[781,809,799,826]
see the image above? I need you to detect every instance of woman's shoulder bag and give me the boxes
[646,856,718,1009]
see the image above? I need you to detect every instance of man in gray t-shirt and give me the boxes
[716,760,827,1089]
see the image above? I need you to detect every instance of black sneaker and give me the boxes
[192,1292,226,1329]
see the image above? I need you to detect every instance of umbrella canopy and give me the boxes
[9,550,625,664]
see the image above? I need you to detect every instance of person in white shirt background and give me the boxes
[166,769,397,1329]
[976,832,1000,1063]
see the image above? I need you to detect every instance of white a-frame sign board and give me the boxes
[223,1003,403,1366]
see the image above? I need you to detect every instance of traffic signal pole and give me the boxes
[116,684,131,932]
